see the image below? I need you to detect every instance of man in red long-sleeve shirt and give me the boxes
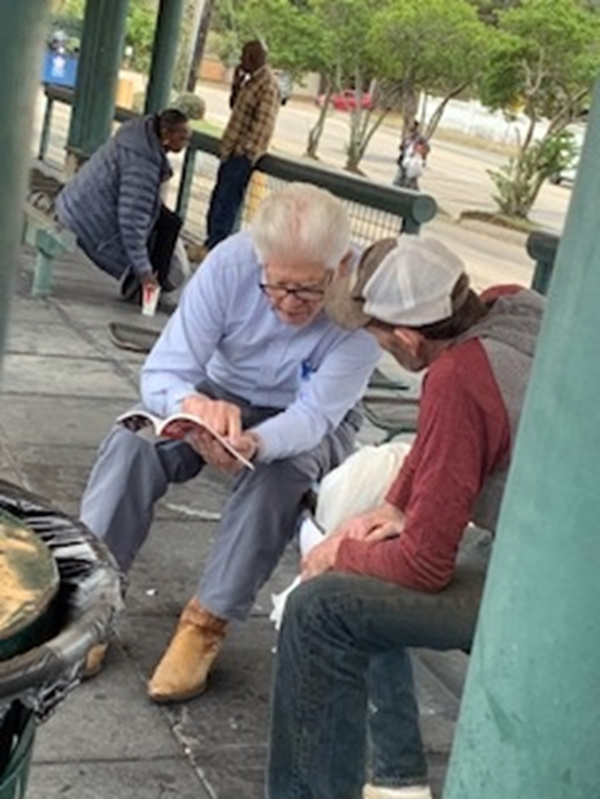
[267,235,544,799]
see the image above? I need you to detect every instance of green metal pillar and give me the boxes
[66,0,129,165]
[144,0,186,114]
[444,78,600,798]
[0,2,49,369]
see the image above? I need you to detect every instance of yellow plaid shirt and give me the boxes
[220,66,280,163]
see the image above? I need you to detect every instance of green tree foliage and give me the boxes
[481,0,600,217]
[370,0,490,138]
[125,1,157,73]
[488,130,577,217]
[51,0,158,73]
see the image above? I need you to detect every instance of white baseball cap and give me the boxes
[325,235,468,330]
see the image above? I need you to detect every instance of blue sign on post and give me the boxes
[41,50,78,88]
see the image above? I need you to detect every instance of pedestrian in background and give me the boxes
[393,121,429,190]
[203,40,280,253]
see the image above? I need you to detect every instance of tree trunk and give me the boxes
[185,0,216,93]
[424,82,469,139]
[305,80,332,159]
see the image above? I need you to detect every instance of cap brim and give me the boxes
[324,272,372,330]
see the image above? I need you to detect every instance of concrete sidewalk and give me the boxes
[1,245,465,799]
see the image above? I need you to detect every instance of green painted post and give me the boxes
[66,0,129,165]
[444,79,600,799]
[0,2,49,371]
[144,0,186,114]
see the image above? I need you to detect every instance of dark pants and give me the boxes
[267,530,491,798]
[120,205,182,300]
[205,155,254,250]
[148,204,183,291]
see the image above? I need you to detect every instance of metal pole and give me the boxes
[145,0,186,114]
[444,78,600,799]
[66,0,129,166]
[0,2,50,372]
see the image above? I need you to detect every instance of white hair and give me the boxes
[251,182,350,270]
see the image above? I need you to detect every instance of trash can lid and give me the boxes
[0,510,60,661]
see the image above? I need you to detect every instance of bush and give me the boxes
[488,130,577,218]
[172,92,206,120]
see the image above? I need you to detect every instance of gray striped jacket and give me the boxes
[56,115,172,280]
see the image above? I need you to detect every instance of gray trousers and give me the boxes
[80,380,360,621]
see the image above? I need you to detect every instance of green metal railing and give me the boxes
[38,85,438,245]
[38,87,561,295]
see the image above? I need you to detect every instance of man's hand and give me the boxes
[333,502,405,543]
[301,503,404,581]
[193,431,260,476]
[181,395,242,439]
[179,396,260,475]
[141,274,159,290]
[301,533,344,581]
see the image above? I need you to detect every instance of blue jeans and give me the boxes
[266,531,490,798]
[205,154,254,249]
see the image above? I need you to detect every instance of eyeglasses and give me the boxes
[258,282,327,303]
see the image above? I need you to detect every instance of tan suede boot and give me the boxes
[147,598,228,703]
[82,642,109,679]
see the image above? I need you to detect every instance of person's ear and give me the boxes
[335,250,354,279]
[392,327,422,358]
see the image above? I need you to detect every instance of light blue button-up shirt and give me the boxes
[141,232,381,463]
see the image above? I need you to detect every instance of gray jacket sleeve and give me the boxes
[117,150,160,279]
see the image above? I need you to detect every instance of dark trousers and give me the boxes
[205,155,254,250]
[120,205,183,300]
[148,204,183,291]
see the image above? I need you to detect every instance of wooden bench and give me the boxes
[22,165,76,298]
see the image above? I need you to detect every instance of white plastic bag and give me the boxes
[316,441,411,533]
[270,441,411,629]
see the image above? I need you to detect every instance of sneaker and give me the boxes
[363,785,433,799]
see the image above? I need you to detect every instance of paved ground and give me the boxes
[1,243,471,799]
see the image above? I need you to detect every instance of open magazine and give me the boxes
[116,409,255,471]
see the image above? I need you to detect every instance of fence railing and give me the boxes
[39,85,438,246]
[38,87,560,297]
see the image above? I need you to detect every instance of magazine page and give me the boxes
[116,409,161,434]
[160,415,255,471]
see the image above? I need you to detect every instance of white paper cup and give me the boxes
[141,283,161,316]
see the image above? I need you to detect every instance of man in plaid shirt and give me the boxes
[204,40,280,251]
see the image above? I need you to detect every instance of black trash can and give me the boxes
[0,481,121,797]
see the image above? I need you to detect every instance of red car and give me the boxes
[317,89,373,111]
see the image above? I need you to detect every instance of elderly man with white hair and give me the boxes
[79,182,380,703]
